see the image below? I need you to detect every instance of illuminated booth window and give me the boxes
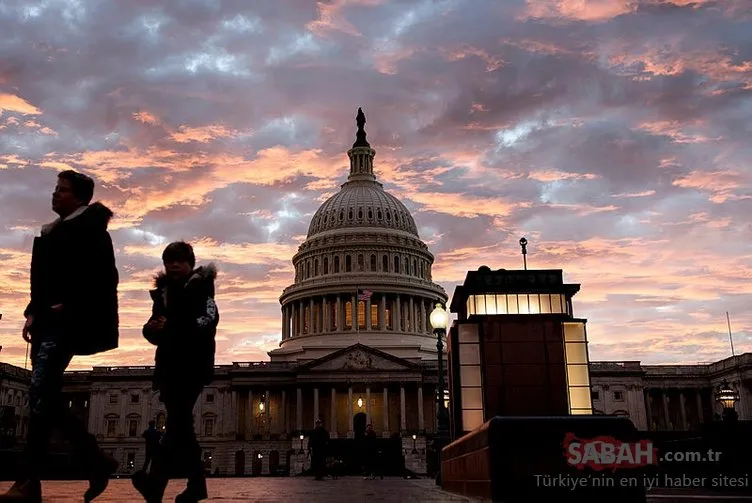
[564,322,592,415]
[466,294,570,316]
[458,324,484,431]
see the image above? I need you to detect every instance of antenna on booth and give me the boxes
[519,237,528,270]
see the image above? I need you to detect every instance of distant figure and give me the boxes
[362,423,379,479]
[141,420,162,471]
[308,419,330,481]
[0,170,120,503]
[131,242,219,503]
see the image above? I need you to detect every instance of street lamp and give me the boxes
[299,434,305,454]
[412,434,417,454]
[430,302,450,486]
[715,380,740,422]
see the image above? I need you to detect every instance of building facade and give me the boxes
[1,109,750,475]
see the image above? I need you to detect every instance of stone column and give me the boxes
[366,387,371,424]
[365,298,372,330]
[644,390,653,430]
[266,389,272,434]
[313,388,319,425]
[336,296,341,331]
[298,300,305,335]
[379,295,386,330]
[662,391,671,430]
[282,390,287,434]
[696,390,704,424]
[420,299,427,333]
[400,385,406,431]
[247,390,253,438]
[309,299,315,334]
[383,387,389,435]
[231,390,238,436]
[409,296,414,332]
[296,388,302,432]
[417,385,424,432]
[291,305,296,337]
[679,391,688,430]
[395,295,402,332]
[323,297,328,333]
[348,387,354,437]
[352,293,358,330]
[330,388,337,437]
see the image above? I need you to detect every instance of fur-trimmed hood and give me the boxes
[153,262,218,292]
[41,202,114,236]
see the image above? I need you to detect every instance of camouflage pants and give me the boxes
[23,338,99,480]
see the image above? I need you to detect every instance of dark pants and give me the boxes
[142,449,154,472]
[148,386,205,496]
[23,339,100,480]
[311,452,326,480]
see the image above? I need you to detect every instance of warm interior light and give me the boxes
[716,382,739,409]
[357,397,363,408]
[430,303,449,330]
[259,401,265,412]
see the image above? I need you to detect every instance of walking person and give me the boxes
[362,423,378,479]
[308,419,330,481]
[141,420,162,472]
[0,170,120,503]
[132,242,218,503]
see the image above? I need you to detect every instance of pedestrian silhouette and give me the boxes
[142,420,162,472]
[308,419,330,481]
[131,241,219,503]
[0,170,120,503]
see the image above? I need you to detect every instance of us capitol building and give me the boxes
[1,109,751,476]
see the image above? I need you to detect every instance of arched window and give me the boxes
[334,256,340,273]
[346,256,352,272]
[382,255,389,272]
[155,412,166,430]
[404,257,409,275]
[357,254,364,271]
[306,261,310,278]
[323,257,329,274]
[412,259,417,276]
[370,254,377,271]
[314,259,319,276]
[394,256,400,273]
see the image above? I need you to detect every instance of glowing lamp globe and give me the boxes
[430,304,449,330]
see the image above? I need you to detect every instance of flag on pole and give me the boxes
[357,289,373,301]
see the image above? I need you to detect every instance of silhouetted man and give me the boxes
[142,420,162,471]
[132,242,218,503]
[308,419,330,481]
[362,423,379,479]
[1,170,120,503]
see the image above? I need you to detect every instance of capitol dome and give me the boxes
[269,108,447,363]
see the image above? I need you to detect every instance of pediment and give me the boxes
[302,344,418,372]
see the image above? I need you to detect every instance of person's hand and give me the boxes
[22,315,34,343]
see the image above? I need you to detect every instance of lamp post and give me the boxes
[715,381,740,422]
[412,433,417,454]
[430,303,450,486]
[299,434,305,454]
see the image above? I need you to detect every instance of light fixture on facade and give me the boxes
[357,397,363,408]
[259,401,265,412]
[716,381,740,410]
[429,303,449,331]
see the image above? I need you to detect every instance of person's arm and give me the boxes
[143,296,166,345]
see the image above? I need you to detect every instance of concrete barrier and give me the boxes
[441,416,648,502]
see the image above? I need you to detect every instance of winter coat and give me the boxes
[143,264,219,392]
[24,202,119,355]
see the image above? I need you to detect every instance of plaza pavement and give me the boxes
[1,478,751,502]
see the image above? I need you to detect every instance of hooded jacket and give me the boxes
[25,202,119,355]
[143,263,219,391]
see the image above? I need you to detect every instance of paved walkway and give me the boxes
[0,477,475,502]
[2,478,751,502]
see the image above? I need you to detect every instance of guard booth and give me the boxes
[447,266,593,437]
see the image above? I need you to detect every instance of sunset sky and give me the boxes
[1,0,751,370]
